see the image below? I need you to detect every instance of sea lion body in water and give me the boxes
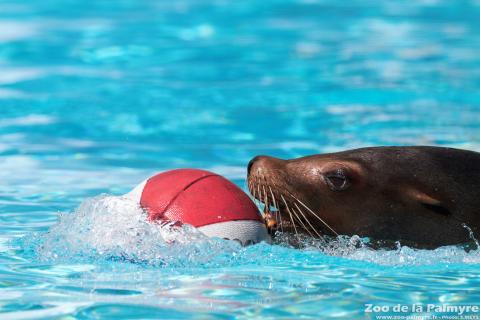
[247,146,480,248]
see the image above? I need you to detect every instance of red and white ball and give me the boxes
[125,169,270,245]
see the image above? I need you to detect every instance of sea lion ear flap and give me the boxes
[407,188,451,216]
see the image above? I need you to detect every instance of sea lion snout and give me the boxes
[247,154,340,238]
[247,156,263,175]
[247,155,283,176]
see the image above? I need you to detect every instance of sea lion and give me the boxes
[247,146,480,248]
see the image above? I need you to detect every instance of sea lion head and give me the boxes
[247,146,480,248]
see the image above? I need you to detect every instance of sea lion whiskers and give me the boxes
[268,179,334,239]
[268,181,325,240]
[256,183,261,205]
[262,185,269,209]
[247,178,254,203]
[249,179,264,217]
[249,178,262,217]
[251,177,272,223]
[288,192,339,236]
[267,186,280,233]
[251,175,303,236]
[291,206,316,239]
[267,180,295,234]
[265,176,338,238]
[261,184,274,229]
[280,194,299,238]
[269,186,285,234]
[293,202,325,240]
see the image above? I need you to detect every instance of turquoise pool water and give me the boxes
[1,0,480,319]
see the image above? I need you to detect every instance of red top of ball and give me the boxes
[140,169,262,227]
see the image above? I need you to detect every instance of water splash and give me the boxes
[26,195,480,268]
[462,223,480,248]
[273,233,480,266]
[29,195,242,267]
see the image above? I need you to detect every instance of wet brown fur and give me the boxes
[247,146,480,248]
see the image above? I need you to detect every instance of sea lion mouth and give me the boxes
[247,174,339,239]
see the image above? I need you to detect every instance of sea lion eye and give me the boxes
[324,169,350,191]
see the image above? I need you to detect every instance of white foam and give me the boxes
[284,234,480,266]
[34,195,241,266]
